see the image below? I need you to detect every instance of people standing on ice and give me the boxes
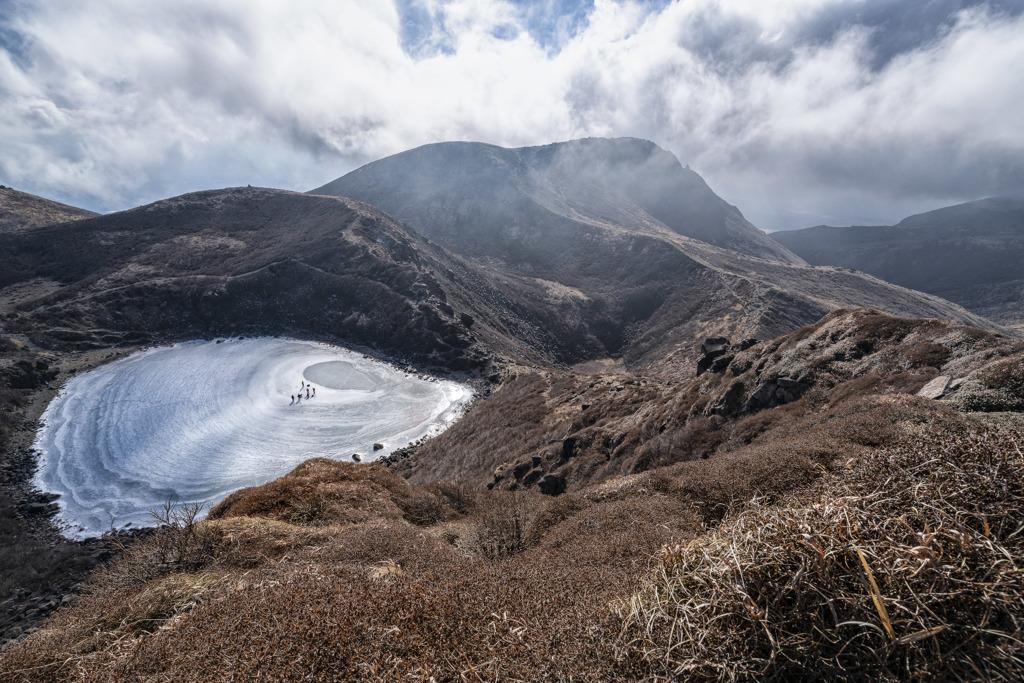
[312,387,316,397]
[290,395,294,405]
[306,387,310,399]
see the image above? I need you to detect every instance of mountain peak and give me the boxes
[313,137,801,265]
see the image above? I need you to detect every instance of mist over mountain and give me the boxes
[313,137,802,265]
[312,137,997,374]
[0,158,997,381]
[0,186,97,234]
[773,197,1024,331]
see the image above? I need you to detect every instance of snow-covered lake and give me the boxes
[33,338,472,538]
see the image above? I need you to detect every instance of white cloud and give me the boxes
[0,0,1022,228]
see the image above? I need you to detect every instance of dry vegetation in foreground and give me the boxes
[4,396,1022,679]
[621,417,1024,681]
[2,310,1023,680]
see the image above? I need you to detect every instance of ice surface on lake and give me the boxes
[33,338,472,538]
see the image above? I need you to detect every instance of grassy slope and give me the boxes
[2,310,1023,681]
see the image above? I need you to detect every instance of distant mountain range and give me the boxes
[772,198,1024,331]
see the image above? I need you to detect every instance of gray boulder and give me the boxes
[917,376,951,400]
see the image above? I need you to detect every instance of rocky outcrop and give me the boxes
[537,474,565,496]
[743,377,811,413]
[696,337,759,377]
[3,359,58,389]
[918,375,954,399]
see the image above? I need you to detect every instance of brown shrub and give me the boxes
[619,422,1024,681]
[391,487,446,526]
[900,340,951,368]
[99,502,220,591]
[849,311,918,350]
[529,494,701,568]
[466,490,544,560]
[727,402,805,447]
[426,479,477,515]
[958,354,1024,412]
[631,416,725,472]
[209,459,410,527]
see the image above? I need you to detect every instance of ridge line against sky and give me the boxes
[1,0,1023,230]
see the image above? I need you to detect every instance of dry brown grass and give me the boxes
[0,511,647,681]
[465,490,541,559]
[3,392,1021,681]
[956,356,1024,413]
[3,312,1022,680]
[209,458,414,527]
[619,416,1024,681]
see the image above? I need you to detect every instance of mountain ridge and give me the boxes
[313,137,804,265]
[312,138,1002,376]
[773,197,1024,331]
[0,186,98,234]
[0,187,570,372]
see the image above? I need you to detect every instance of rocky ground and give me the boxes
[0,337,152,647]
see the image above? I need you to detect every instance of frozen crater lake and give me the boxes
[33,338,472,537]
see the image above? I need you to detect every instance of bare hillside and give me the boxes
[0,187,588,372]
[0,187,97,234]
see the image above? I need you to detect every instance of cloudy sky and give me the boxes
[1,0,1023,230]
